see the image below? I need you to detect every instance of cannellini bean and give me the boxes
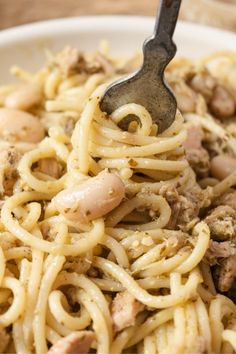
[0,108,44,143]
[189,73,216,101]
[210,154,236,180]
[209,85,235,119]
[5,84,42,111]
[174,84,197,113]
[54,171,125,222]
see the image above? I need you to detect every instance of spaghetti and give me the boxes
[0,46,235,353]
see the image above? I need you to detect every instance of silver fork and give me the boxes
[100,0,182,134]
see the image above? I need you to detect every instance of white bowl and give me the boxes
[1,16,236,84]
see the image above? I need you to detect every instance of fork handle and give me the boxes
[142,0,182,70]
[155,0,182,41]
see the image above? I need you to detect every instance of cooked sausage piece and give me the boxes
[54,171,125,223]
[0,108,45,143]
[5,84,42,111]
[210,154,236,180]
[47,331,95,354]
[55,47,80,77]
[186,148,210,178]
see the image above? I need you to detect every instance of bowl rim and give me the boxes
[1,15,236,44]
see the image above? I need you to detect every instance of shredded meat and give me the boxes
[54,47,115,77]
[63,256,91,274]
[160,180,209,231]
[47,331,95,354]
[204,202,236,293]
[204,240,235,266]
[183,125,210,178]
[181,183,209,226]
[167,189,199,230]
[0,328,10,353]
[170,66,235,121]
[214,255,236,292]
[204,205,236,241]
[0,147,21,196]
[214,191,236,210]
[54,47,101,77]
[111,291,144,332]
[94,53,115,75]
[185,148,210,178]
[55,47,82,77]
[204,238,236,293]
[164,189,182,230]
[35,158,62,179]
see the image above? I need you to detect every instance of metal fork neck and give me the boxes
[154,0,182,40]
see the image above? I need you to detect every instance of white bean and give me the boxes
[189,73,216,101]
[54,172,125,222]
[210,154,236,180]
[5,84,42,111]
[209,85,235,119]
[0,108,45,143]
[174,85,197,113]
